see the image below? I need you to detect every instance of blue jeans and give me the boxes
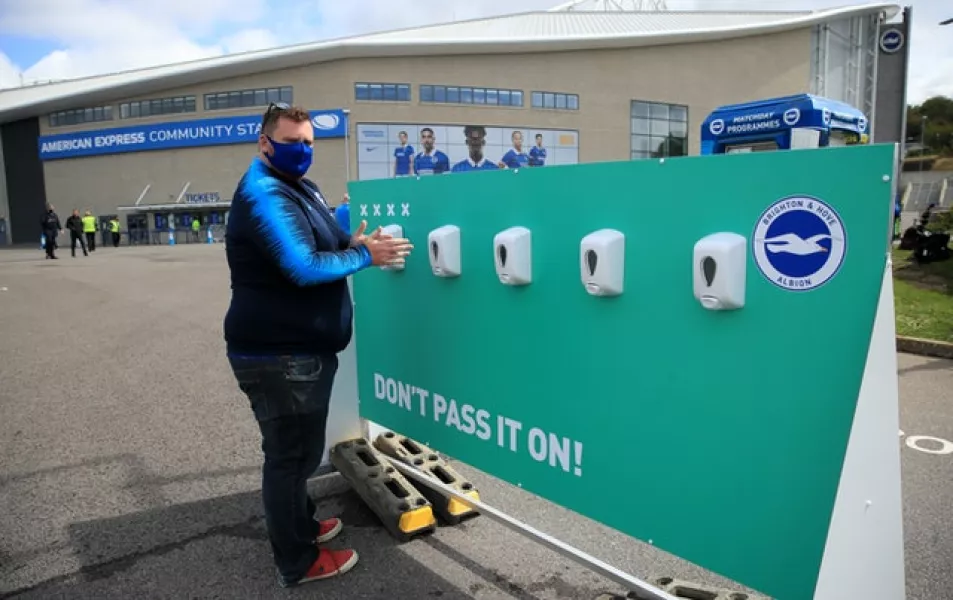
[228,353,339,584]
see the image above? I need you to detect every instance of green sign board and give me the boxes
[349,144,897,599]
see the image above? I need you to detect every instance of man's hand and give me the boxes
[350,219,387,247]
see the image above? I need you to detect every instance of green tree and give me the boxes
[907,95,953,155]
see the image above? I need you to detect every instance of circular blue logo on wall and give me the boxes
[752,196,847,292]
[879,29,904,54]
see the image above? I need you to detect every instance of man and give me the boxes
[65,209,89,257]
[393,130,414,178]
[191,216,201,242]
[413,128,450,176]
[108,217,121,247]
[500,130,530,169]
[40,204,62,260]
[223,102,412,589]
[529,133,547,167]
[450,125,500,173]
[82,210,97,251]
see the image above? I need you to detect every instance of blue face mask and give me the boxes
[266,137,313,178]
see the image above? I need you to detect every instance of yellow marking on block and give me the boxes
[398,506,436,533]
[447,491,480,516]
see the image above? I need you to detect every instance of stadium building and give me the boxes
[0,0,910,245]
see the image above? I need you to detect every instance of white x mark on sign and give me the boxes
[359,204,368,217]
[386,204,395,216]
[401,203,411,217]
[372,204,381,216]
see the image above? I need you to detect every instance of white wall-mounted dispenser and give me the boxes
[580,229,625,297]
[693,232,746,310]
[380,224,405,271]
[493,226,532,286]
[428,225,461,278]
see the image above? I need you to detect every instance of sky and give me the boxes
[0,0,948,104]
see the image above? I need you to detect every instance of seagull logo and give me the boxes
[311,113,341,131]
[764,233,831,255]
[752,195,847,292]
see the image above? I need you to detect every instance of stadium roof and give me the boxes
[0,2,899,125]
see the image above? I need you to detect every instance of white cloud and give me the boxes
[0,0,948,103]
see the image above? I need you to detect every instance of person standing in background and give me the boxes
[335,193,351,234]
[191,216,201,242]
[529,133,547,167]
[65,209,89,257]
[82,210,97,251]
[109,217,121,247]
[40,204,62,260]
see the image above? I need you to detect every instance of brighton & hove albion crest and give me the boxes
[752,195,847,292]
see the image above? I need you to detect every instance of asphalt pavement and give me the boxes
[0,244,950,600]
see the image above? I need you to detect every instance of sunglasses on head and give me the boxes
[261,102,292,129]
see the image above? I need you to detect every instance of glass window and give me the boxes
[279,87,293,103]
[543,93,555,109]
[650,136,668,157]
[163,97,175,112]
[631,100,689,159]
[650,119,670,136]
[241,90,254,107]
[140,101,151,117]
[383,84,397,101]
[531,92,543,108]
[173,97,184,112]
[92,107,103,120]
[649,103,670,120]
[266,88,281,103]
[555,94,567,110]
[486,89,498,105]
[631,101,650,118]
[397,84,410,101]
[447,87,460,103]
[369,84,383,100]
[419,85,434,102]
[131,102,141,118]
[434,86,447,103]
[84,108,94,121]
[355,84,369,101]
[473,88,486,104]
[511,91,523,106]
[460,87,473,104]
[567,94,579,110]
[499,90,511,106]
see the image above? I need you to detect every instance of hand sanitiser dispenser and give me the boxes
[493,227,532,285]
[428,225,461,278]
[693,232,746,310]
[580,229,625,296]
[380,224,404,271]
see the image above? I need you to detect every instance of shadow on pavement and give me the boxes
[3,480,482,600]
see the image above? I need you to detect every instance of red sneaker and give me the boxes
[296,548,359,585]
[316,517,343,543]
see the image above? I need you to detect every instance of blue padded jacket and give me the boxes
[223,157,371,355]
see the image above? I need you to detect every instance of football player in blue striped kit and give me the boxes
[529,133,547,167]
[413,127,450,175]
[500,130,530,169]
[451,125,499,173]
[393,130,414,178]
